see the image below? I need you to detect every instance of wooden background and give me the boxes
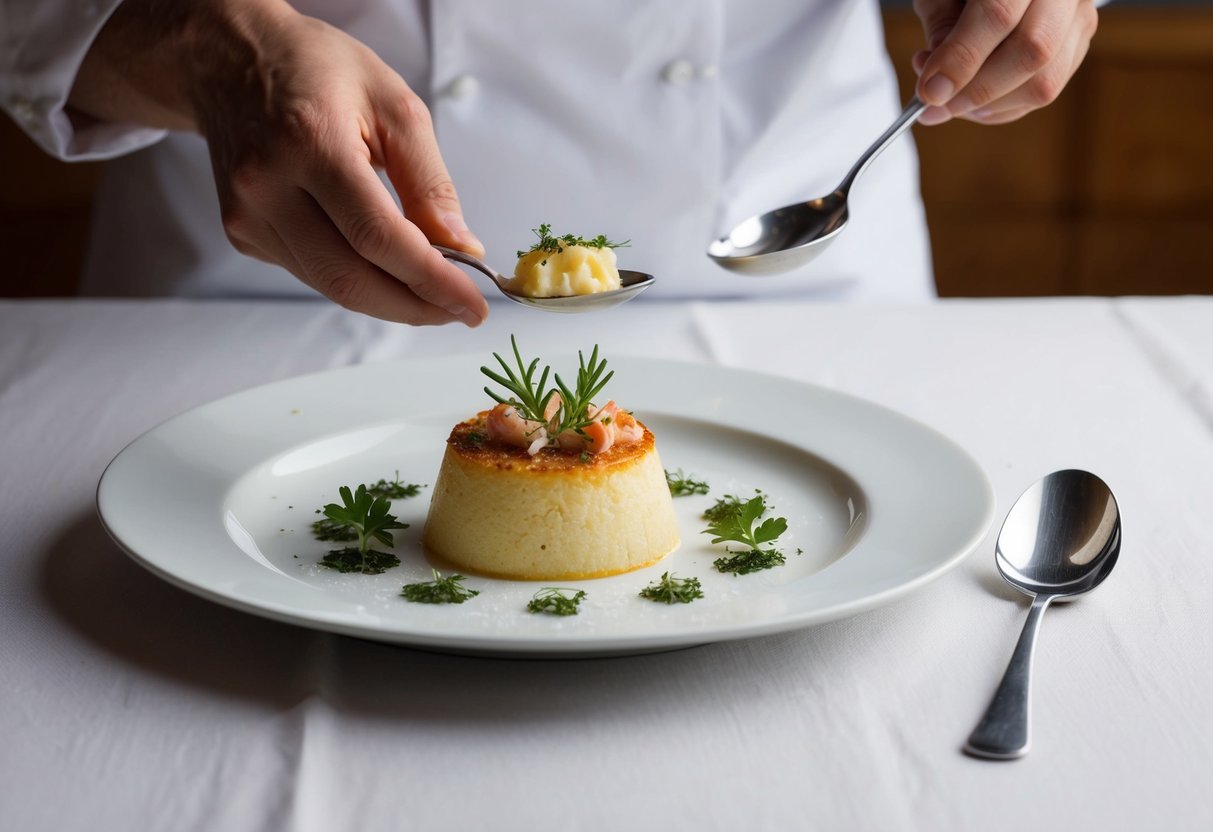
[2,5,1210,299]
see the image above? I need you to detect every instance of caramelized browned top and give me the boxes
[446,412,655,473]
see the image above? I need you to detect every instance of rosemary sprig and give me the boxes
[482,335,556,425]
[480,336,615,443]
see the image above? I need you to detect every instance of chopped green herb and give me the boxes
[639,572,704,604]
[665,468,710,496]
[317,485,408,573]
[311,516,357,542]
[702,493,749,524]
[713,548,786,575]
[320,547,401,575]
[365,471,425,500]
[401,570,480,604]
[527,587,587,616]
[516,223,630,260]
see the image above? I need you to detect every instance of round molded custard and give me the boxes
[422,419,680,580]
[508,244,621,297]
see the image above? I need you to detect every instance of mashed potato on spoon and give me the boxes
[506,224,628,298]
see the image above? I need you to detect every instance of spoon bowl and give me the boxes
[436,245,654,313]
[708,96,927,275]
[964,469,1120,760]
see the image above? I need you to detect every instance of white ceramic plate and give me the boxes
[97,356,994,657]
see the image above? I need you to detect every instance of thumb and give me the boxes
[379,94,485,259]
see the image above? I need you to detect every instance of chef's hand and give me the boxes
[69,0,488,326]
[911,0,1099,125]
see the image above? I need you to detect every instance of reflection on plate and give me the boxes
[97,357,993,657]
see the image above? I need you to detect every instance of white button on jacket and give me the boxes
[0,0,934,303]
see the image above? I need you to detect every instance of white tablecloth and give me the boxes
[2,297,1211,831]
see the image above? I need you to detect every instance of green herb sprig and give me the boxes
[516,223,630,260]
[527,587,587,616]
[481,336,614,442]
[702,493,789,576]
[713,549,786,575]
[320,547,400,575]
[401,570,480,604]
[365,471,425,500]
[665,469,710,497]
[317,485,408,574]
[639,572,704,604]
[702,493,748,525]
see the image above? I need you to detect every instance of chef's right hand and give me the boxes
[71,0,489,327]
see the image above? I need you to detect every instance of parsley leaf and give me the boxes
[316,485,408,574]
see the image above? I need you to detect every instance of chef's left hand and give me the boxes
[911,0,1099,125]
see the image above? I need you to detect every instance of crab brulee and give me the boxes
[422,338,679,581]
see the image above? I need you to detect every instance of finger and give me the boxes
[960,17,1090,122]
[915,0,1032,107]
[373,90,486,259]
[302,144,489,325]
[913,0,966,50]
[944,0,1079,116]
[270,185,469,326]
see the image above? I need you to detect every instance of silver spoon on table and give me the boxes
[964,469,1121,760]
[707,96,928,276]
[435,245,655,313]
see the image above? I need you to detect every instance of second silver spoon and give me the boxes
[964,469,1121,760]
[435,246,655,313]
[707,96,928,276]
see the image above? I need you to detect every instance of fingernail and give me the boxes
[972,108,995,121]
[923,74,955,105]
[917,106,952,126]
[443,213,484,252]
[445,304,483,328]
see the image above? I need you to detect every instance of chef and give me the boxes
[0,0,1098,326]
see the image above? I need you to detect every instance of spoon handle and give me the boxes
[964,594,1053,760]
[835,96,928,197]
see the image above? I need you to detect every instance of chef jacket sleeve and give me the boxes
[0,0,167,160]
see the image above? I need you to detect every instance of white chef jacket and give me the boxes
[0,0,934,303]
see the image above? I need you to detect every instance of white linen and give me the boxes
[0,0,932,302]
[1,296,1211,831]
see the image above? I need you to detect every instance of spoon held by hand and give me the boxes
[964,469,1121,760]
[707,96,928,276]
[435,246,654,313]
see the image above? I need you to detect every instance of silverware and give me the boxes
[706,96,927,276]
[435,245,655,313]
[964,469,1121,760]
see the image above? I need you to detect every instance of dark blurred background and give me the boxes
[2,1,1211,299]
